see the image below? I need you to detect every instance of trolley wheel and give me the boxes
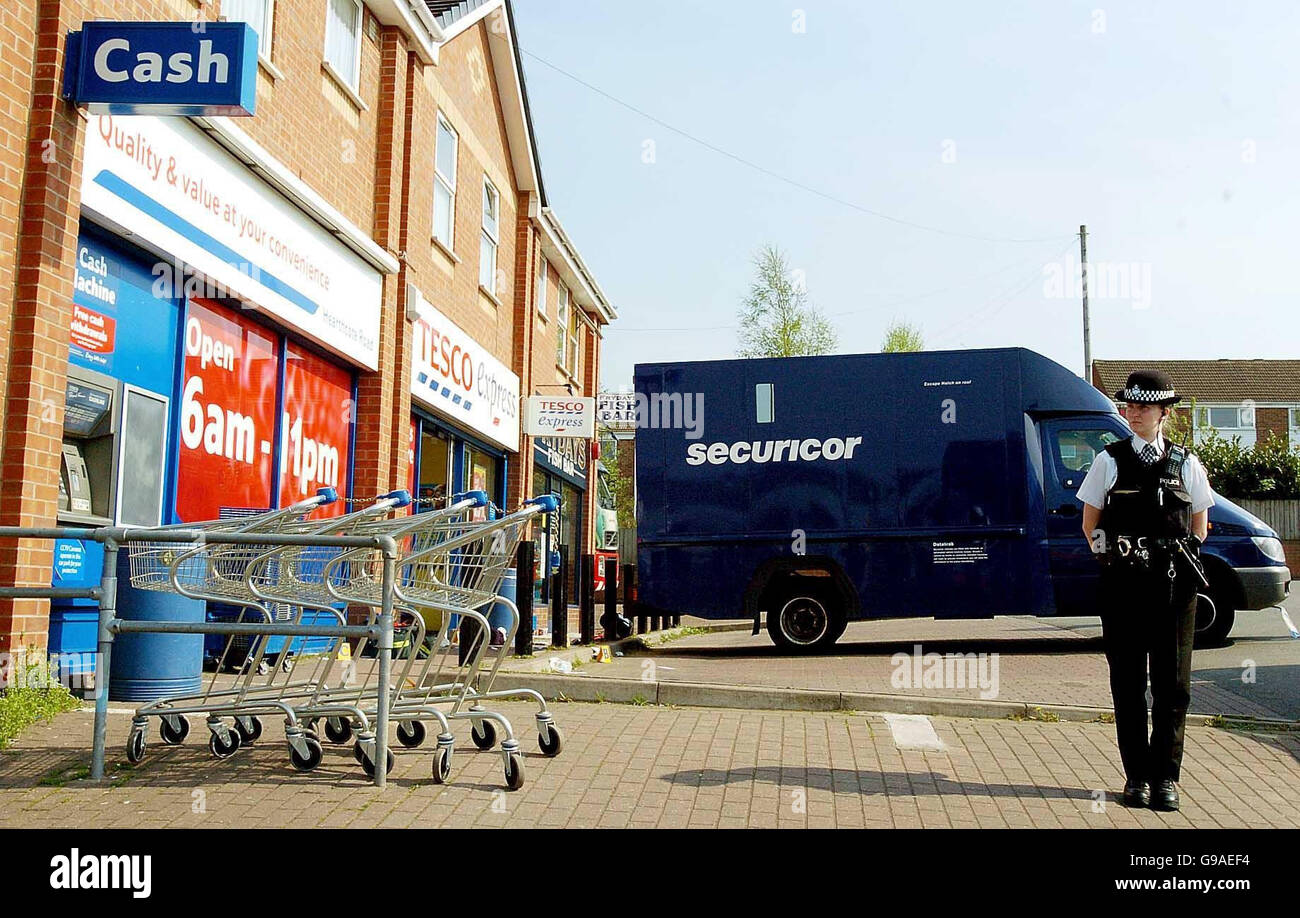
[289,736,324,772]
[504,753,525,791]
[396,720,426,748]
[359,747,396,779]
[235,716,263,745]
[324,717,354,745]
[208,726,242,759]
[470,720,497,750]
[538,723,563,757]
[431,746,453,784]
[159,716,190,745]
[126,728,146,765]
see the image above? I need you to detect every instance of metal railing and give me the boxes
[0,525,399,788]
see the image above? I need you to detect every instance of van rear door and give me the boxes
[1038,416,1126,615]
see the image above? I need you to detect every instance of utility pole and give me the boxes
[1080,224,1091,384]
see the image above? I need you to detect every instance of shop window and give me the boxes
[480,178,499,293]
[222,0,275,62]
[433,113,457,249]
[537,256,548,317]
[555,282,570,370]
[466,444,499,521]
[418,427,452,509]
[279,344,353,518]
[324,0,363,90]
[176,300,279,521]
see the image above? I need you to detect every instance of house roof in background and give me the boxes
[423,0,497,30]
[1094,359,1300,402]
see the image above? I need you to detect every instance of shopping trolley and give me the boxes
[120,488,409,772]
[322,495,560,790]
[241,491,489,779]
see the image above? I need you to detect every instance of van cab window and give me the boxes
[1056,428,1120,473]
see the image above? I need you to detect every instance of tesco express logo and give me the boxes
[415,320,474,391]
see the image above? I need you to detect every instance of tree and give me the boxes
[881,320,924,353]
[736,244,837,358]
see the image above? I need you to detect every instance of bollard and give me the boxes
[625,564,646,634]
[91,537,119,782]
[579,554,595,645]
[602,558,621,639]
[515,541,535,657]
[552,545,568,648]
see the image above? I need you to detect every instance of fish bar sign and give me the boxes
[63,21,258,117]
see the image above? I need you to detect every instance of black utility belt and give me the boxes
[1102,535,1197,579]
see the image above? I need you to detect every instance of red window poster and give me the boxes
[279,343,353,518]
[176,299,279,522]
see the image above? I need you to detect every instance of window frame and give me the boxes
[222,0,276,62]
[433,112,458,250]
[324,0,364,91]
[555,282,570,370]
[569,305,582,381]
[536,256,548,317]
[479,176,500,292]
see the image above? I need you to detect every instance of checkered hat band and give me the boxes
[1121,387,1175,401]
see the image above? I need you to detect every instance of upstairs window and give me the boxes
[222,0,275,61]
[555,282,570,369]
[537,257,548,317]
[480,178,499,292]
[433,114,457,249]
[324,0,363,90]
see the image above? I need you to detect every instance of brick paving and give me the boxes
[2,701,1298,828]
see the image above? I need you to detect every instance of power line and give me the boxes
[521,48,1077,247]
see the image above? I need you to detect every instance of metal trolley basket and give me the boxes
[120,488,413,773]
[321,494,561,790]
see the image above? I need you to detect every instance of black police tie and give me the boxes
[1139,443,1159,466]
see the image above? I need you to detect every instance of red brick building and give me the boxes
[1093,360,1300,447]
[0,0,616,657]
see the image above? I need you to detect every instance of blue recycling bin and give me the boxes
[487,568,517,635]
[109,551,204,701]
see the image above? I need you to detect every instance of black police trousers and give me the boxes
[1099,564,1198,784]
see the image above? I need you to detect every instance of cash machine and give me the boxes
[50,364,171,687]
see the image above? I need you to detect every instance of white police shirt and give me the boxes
[1076,433,1215,513]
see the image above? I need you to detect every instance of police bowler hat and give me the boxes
[1114,369,1180,406]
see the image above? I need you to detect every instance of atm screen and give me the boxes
[64,380,113,437]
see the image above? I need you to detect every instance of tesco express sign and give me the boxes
[63,21,258,117]
[410,293,520,452]
[525,397,596,438]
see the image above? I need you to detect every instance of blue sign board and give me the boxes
[63,21,258,116]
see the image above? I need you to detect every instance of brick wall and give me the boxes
[1256,407,1289,447]
[0,2,609,654]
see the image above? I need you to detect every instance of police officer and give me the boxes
[1075,369,1214,811]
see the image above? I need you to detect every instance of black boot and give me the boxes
[1150,778,1179,811]
[1122,780,1150,808]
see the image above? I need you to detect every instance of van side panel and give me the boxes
[635,349,1047,621]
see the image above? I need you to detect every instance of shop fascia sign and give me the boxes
[534,436,588,482]
[596,392,638,428]
[63,21,258,117]
[409,290,520,453]
[525,396,595,438]
[79,114,383,369]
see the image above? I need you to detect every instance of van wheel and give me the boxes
[766,588,844,652]
[1193,591,1235,648]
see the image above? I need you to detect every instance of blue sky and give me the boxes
[511,0,1300,389]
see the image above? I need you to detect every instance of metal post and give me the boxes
[1080,224,1091,383]
[602,558,619,638]
[579,554,595,645]
[374,542,396,789]
[515,541,535,657]
[625,563,645,634]
[91,537,118,782]
[551,545,568,648]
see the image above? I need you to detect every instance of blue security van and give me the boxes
[633,347,1292,651]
